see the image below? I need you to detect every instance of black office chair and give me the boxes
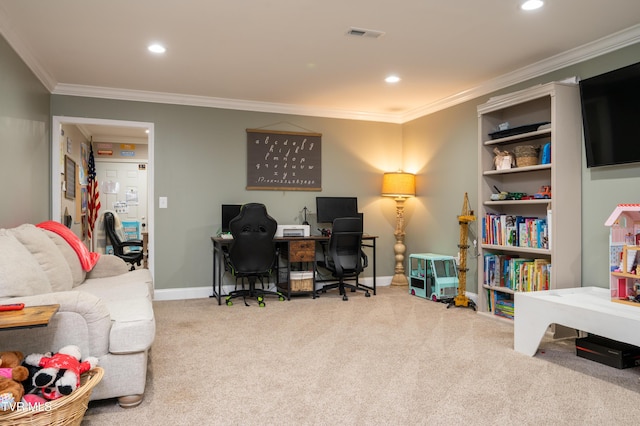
[317,217,370,301]
[224,203,286,307]
[104,211,144,270]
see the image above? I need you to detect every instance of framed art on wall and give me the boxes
[246,129,322,191]
[64,155,76,200]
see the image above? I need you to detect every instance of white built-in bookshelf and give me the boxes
[476,82,583,320]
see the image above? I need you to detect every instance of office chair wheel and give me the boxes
[258,301,266,307]
[365,291,371,297]
[342,294,348,301]
[225,299,233,306]
[279,296,285,301]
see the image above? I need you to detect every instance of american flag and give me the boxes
[87,142,101,240]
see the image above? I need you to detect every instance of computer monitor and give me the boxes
[315,197,358,224]
[221,204,242,233]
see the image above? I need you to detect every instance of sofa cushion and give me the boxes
[43,230,87,287]
[0,229,52,298]
[86,255,129,279]
[10,224,74,292]
[79,268,153,301]
[106,297,156,353]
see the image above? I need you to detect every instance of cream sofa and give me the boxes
[0,223,155,407]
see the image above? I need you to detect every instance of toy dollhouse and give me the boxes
[605,204,640,305]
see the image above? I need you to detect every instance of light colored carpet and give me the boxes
[83,286,640,425]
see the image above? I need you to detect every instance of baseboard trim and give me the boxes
[153,276,479,302]
[153,276,393,301]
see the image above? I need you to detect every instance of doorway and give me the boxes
[51,116,154,273]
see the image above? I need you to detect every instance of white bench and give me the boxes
[514,286,640,356]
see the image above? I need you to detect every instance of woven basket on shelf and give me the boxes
[514,145,539,167]
[0,367,104,426]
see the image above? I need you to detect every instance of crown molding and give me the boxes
[400,24,640,123]
[3,4,639,125]
[52,84,405,124]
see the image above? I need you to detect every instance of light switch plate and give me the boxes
[159,196,168,208]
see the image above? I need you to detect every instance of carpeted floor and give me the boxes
[82,286,640,425]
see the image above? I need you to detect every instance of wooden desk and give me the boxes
[210,235,377,305]
[0,304,60,330]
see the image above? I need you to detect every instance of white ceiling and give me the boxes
[1,0,640,126]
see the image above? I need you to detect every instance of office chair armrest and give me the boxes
[361,250,369,268]
[120,239,143,247]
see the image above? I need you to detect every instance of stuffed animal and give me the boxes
[24,345,98,400]
[0,351,29,410]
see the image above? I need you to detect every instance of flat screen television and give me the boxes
[221,204,242,233]
[580,61,640,168]
[315,197,358,224]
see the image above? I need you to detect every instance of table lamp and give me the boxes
[381,171,416,286]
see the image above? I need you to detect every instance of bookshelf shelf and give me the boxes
[483,199,551,206]
[480,244,550,256]
[483,284,515,294]
[483,128,552,146]
[477,82,583,320]
[483,163,551,176]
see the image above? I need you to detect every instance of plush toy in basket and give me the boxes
[0,351,29,411]
[24,345,98,401]
[0,368,103,426]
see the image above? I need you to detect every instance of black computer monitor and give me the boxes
[221,204,242,233]
[315,197,358,224]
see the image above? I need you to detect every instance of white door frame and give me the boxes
[51,116,155,275]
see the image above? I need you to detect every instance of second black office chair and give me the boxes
[103,211,144,270]
[224,203,286,307]
[317,217,370,301]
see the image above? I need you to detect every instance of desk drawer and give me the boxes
[289,240,315,262]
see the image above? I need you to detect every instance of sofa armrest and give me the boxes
[0,291,111,357]
[86,255,130,279]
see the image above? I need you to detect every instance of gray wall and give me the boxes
[0,35,50,226]
[49,97,403,290]
[3,28,640,294]
[403,42,640,293]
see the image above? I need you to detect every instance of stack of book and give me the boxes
[494,294,514,319]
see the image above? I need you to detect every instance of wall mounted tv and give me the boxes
[315,197,358,224]
[580,61,640,168]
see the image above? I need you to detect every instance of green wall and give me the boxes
[3,29,640,295]
[403,42,640,293]
[49,97,403,290]
[0,35,50,226]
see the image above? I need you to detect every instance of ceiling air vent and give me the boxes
[346,27,385,39]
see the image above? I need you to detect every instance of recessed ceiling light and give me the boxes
[521,0,544,11]
[148,44,166,54]
[385,75,401,84]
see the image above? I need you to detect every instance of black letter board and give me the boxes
[246,129,321,191]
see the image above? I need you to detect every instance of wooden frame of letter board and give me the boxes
[246,129,322,191]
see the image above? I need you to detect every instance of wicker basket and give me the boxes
[0,367,104,426]
[290,271,314,292]
[514,145,539,167]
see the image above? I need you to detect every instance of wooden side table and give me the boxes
[0,304,60,330]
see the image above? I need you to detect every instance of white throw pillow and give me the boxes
[0,229,52,298]
[10,224,73,292]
